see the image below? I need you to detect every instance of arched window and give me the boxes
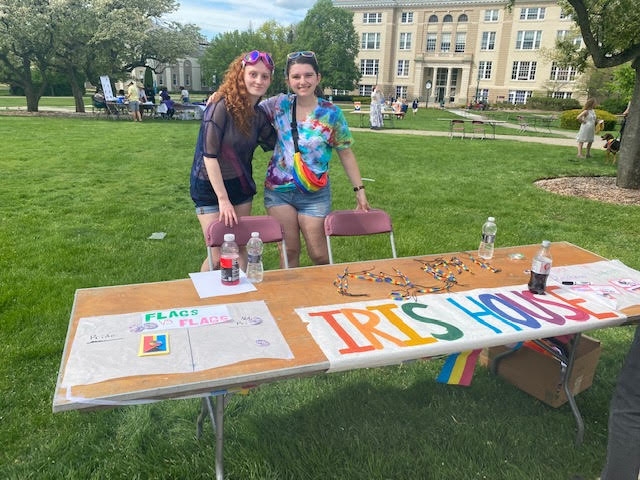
[458,13,468,22]
[443,14,453,22]
[183,60,192,88]
[428,14,438,23]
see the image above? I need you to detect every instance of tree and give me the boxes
[293,0,360,93]
[0,0,203,112]
[555,0,640,188]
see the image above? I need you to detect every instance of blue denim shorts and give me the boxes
[264,186,331,218]
[195,198,252,215]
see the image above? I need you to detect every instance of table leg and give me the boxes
[197,394,227,480]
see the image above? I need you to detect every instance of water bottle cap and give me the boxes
[488,217,495,222]
[251,232,259,238]
[542,240,551,247]
[224,233,235,242]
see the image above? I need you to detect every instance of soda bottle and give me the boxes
[220,233,239,286]
[478,216,497,260]
[246,231,264,283]
[528,240,552,294]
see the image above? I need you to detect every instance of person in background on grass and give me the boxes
[620,101,631,140]
[369,85,384,130]
[190,50,276,272]
[180,86,190,103]
[126,80,142,122]
[259,51,370,267]
[576,97,597,158]
[599,326,640,480]
[412,98,419,116]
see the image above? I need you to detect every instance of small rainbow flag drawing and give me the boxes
[138,333,169,356]
[436,349,482,386]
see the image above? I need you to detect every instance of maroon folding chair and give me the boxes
[205,215,288,270]
[324,208,397,264]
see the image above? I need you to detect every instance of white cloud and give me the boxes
[165,0,314,39]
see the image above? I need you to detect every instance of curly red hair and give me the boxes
[217,54,271,137]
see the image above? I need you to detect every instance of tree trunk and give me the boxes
[69,69,86,113]
[616,61,640,189]
[22,59,41,112]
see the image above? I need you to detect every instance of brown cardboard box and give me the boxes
[481,335,601,407]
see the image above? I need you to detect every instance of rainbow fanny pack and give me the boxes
[292,151,327,193]
[290,97,327,193]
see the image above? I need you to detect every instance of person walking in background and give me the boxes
[369,85,384,130]
[180,86,190,103]
[576,98,597,158]
[126,80,142,122]
[190,50,276,271]
[412,98,419,116]
[599,326,640,480]
[259,51,370,267]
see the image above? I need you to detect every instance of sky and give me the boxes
[165,0,316,40]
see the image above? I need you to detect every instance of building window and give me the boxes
[426,33,437,52]
[428,14,438,23]
[520,7,545,20]
[550,62,578,81]
[455,32,466,52]
[478,88,489,102]
[551,91,573,99]
[484,9,499,22]
[557,30,582,47]
[361,32,381,50]
[440,33,451,52]
[360,59,380,76]
[511,61,537,80]
[508,90,532,104]
[479,61,492,79]
[443,14,453,23]
[395,86,408,99]
[401,12,413,23]
[363,12,382,24]
[399,32,412,50]
[481,31,496,50]
[458,13,468,22]
[397,60,410,76]
[516,30,542,50]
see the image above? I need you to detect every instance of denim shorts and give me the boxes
[195,198,252,215]
[264,186,331,218]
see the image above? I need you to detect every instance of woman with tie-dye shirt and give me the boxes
[259,51,370,268]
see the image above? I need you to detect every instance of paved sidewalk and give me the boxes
[353,108,577,147]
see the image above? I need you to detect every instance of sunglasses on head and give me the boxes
[287,51,316,61]
[242,50,274,70]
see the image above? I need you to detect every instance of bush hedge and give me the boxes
[559,108,618,131]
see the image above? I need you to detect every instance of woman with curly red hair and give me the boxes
[190,51,277,271]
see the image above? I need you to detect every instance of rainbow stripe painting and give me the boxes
[436,349,482,386]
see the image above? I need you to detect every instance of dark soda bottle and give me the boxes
[528,240,552,294]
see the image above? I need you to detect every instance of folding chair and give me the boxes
[449,119,465,139]
[205,215,288,270]
[324,208,397,264]
[517,115,529,133]
[471,120,486,139]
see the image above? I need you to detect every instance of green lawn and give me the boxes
[1,113,637,480]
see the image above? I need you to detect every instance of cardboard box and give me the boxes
[481,335,601,407]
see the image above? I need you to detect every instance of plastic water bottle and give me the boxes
[528,240,552,294]
[246,231,264,283]
[220,233,239,286]
[478,216,497,260]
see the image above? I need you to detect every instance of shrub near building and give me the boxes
[560,108,618,131]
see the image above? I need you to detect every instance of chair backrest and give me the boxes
[324,209,397,264]
[205,215,288,269]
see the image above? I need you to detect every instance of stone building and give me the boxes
[333,0,584,106]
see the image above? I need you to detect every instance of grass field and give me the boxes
[1,111,637,480]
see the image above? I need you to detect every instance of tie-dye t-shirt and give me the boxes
[259,94,353,192]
